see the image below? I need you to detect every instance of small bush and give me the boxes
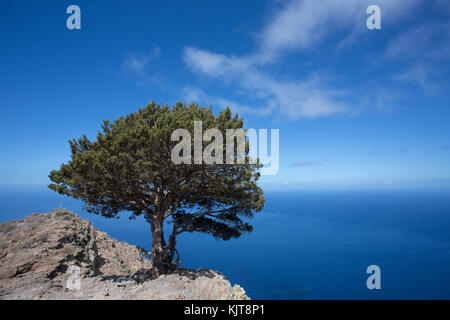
[54,209,72,217]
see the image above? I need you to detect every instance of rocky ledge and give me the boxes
[0,209,249,300]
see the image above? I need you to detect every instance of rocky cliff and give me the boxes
[0,209,249,300]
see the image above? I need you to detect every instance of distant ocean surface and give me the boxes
[1,185,450,299]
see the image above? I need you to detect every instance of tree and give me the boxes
[48,102,265,273]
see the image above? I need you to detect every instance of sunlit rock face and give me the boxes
[0,210,249,300]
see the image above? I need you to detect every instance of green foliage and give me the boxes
[53,209,72,217]
[48,101,265,270]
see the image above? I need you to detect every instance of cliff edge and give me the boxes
[0,209,249,300]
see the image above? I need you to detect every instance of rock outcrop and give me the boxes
[0,209,249,300]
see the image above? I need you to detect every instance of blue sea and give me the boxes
[1,185,450,299]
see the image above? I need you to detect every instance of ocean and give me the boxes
[1,185,450,299]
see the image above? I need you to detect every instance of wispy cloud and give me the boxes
[392,63,439,93]
[183,47,348,118]
[122,46,160,74]
[386,22,450,93]
[183,87,275,116]
[433,0,450,14]
[182,0,425,119]
[258,0,360,61]
[257,0,421,62]
[291,161,326,167]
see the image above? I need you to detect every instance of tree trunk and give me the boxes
[150,217,166,273]
[168,228,177,263]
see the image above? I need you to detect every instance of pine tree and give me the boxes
[49,102,265,273]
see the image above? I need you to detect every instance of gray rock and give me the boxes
[0,210,249,300]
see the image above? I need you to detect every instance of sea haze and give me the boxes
[1,185,450,299]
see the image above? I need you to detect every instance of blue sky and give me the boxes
[1,0,449,189]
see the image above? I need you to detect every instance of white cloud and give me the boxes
[182,0,427,118]
[182,47,249,77]
[264,76,348,118]
[123,46,160,74]
[258,0,361,61]
[183,47,347,118]
[386,25,435,60]
[183,86,275,116]
[386,22,450,92]
[393,63,438,93]
[258,0,421,61]
[386,22,450,62]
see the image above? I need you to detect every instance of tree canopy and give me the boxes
[49,102,265,273]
